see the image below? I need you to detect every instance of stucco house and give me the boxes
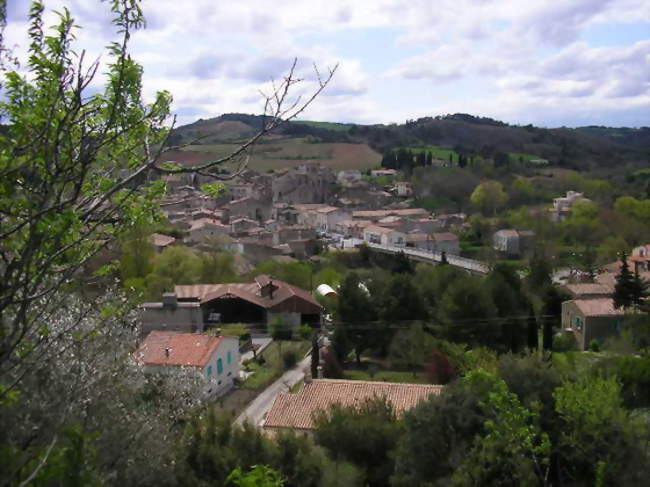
[561,298,624,350]
[263,379,443,434]
[363,225,406,247]
[186,218,230,246]
[150,233,176,253]
[493,229,535,258]
[136,331,240,398]
[395,181,412,197]
[549,191,589,222]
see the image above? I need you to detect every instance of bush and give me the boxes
[426,350,457,385]
[321,347,343,378]
[553,333,578,352]
[297,324,314,341]
[270,317,292,341]
[282,349,299,369]
[589,339,601,352]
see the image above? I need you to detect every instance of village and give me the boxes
[134,161,650,438]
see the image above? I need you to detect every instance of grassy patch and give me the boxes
[405,145,459,162]
[509,152,539,163]
[240,340,309,391]
[297,121,355,132]
[343,369,428,384]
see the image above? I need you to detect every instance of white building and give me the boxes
[363,225,406,247]
[136,331,240,398]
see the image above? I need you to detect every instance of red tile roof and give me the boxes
[174,275,322,311]
[136,332,222,368]
[572,298,624,317]
[264,379,443,431]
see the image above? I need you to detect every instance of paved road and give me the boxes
[235,354,311,428]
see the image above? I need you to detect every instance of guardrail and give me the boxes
[350,239,489,274]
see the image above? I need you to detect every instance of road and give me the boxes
[235,354,311,428]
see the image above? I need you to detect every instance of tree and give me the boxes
[310,333,319,379]
[470,180,508,216]
[313,397,402,487]
[389,322,435,377]
[0,2,335,481]
[613,252,636,309]
[226,466,285,487]
[437,275,498,348]
[553,376,650,485]
[451,371,551,486]
[336,273,377,363]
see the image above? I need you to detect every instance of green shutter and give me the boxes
[207,365,212,377]
[217,359,223,375]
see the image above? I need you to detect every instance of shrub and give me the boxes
[297,324,314,341]
[270,317,292,341]
[321,347,343,378]
[426,350,457,385]
[553,333,578,352]
[282,349,299,369]
[589,339,601,352]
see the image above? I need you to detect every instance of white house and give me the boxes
[136,331,240,398]
[363,225,406,247]
[549,191,589,222]
[395,181,412,197]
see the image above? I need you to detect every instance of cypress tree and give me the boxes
[311,333,320,378]
[613,253,635,309]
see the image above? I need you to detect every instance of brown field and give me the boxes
[165,138,381,172]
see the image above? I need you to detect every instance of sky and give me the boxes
[4,0,650,128]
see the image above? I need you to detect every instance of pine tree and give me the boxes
[613,253,635,309]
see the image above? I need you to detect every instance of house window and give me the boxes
[217,359,223,375]
[227,351,232,364]
[207,365,212,377]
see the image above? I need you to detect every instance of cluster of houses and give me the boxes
[149,164,471,263]
[134,166,645,422]
[560,244,650,350]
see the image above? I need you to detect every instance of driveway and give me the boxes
[235,354,311,428]
[240,337,272,363]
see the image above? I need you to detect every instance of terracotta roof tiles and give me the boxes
[264,379,443,430]
[136,332,222,368]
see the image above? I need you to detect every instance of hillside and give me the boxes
[161,113,649,173]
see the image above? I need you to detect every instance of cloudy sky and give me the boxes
[5,0,650,127]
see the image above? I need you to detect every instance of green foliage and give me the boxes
[270,317,292,341]
[452,370,551,486]
[297,324,314,341]
[252,261,313,290]
[553,375,649,485]
[438,275,498,347]
[470,180,508,215]
[218,323,250,338]
[226,465,285,487]
[389,323,435,376]
[282,349,299,369]
[314,396,402,487]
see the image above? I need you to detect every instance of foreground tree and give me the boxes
[0,1,335,483]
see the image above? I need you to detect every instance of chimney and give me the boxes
[162,292,177,309]
[165,347,171,358]
[269,279,274,300]
[317,365,323,379]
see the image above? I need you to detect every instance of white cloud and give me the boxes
[4,0,649,126]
